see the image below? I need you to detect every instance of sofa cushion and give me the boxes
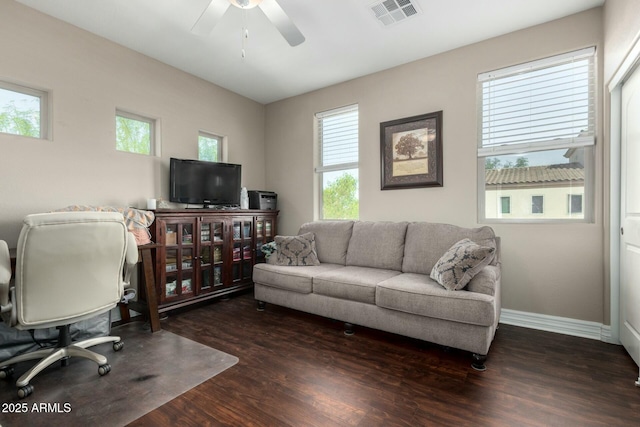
[253,263,345,294]
[299,221,354,265]
[346,221,407,271]
[402,222,497,275]
[275,233,320,266]
[376,273,496,326]
[430,239,495,291]
[313,266,401,304]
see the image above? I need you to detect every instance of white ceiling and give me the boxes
[17,0,604,104]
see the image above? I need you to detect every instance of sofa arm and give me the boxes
[465,265,500,296]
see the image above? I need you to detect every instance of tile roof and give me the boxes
[485,163,584,185]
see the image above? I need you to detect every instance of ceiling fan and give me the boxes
[192,0,305,47]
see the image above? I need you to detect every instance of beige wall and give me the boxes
[604,0,640,84]
[265,9,605,323]
[0,0,266,248]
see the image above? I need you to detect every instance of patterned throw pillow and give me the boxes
[275,232,320,266]
[430,238,495,291]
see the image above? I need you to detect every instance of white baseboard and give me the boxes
[500,309,619,344]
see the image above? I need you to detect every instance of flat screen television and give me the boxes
[170,158,242,207]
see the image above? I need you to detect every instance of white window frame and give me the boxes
[314,104,359,220]
[115,109,158,156]
[477,47,596,223]
[198,130,224,162]
[0,80,50,140]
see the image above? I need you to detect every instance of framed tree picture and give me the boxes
[380,111,443,189]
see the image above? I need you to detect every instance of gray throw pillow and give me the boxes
[430,238,495,291]
[275,232,320,266]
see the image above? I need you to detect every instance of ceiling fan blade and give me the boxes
[258,0,305,47]
[191,0,230,36]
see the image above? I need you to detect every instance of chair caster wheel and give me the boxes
[18,384,33,399]
[98,364,111,376]
[113,341,124,351]
[0,366,14,379]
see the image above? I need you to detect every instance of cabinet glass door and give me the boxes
[162,219,195,302]
[255,217,276,263]
[199,219,226,293]
[232,219,253,283]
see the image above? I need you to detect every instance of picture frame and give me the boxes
[380,111,443,190]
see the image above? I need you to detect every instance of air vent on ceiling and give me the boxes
[369,0,422,27]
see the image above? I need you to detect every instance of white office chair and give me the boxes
[0,212,138,398]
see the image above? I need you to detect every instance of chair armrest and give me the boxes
[122,232,138,293]
[125,232,139,266]
[0,241,12,308]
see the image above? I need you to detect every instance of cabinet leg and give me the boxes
[141,247,161,332]
[257,301,266,312]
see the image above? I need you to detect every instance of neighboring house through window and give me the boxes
[315,104,359,220]
[531,195,544,214]
[478,47,595,222]
[0,80,49,139]
[569,194,583,214]
[500,196,511,214]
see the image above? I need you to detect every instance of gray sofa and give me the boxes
[253,220,501,370]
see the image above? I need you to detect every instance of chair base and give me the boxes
[0,326,122,397]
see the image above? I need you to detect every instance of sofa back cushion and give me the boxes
[298,221,354,265]
[346,221,408,271]
[402,222,497,274]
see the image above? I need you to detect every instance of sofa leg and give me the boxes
[256,301,266,312]
[344,322,354,336]
[471,353,487,371]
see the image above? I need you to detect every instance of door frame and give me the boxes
[609,35,640,345]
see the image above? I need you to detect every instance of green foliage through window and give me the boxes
[0,86,43,138]
[116,112,152,155]
[485,156,529,170]
[198,133,221,162]
[316,104,359,220]
[322,172,359,220]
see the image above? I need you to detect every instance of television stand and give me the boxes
[146,209,278,313]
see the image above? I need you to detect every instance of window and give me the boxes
[315,105,359,220]
[500,196,511,214]
[531,196,544,214]
[0,81,49,139]
[116,110,155,155]
[569,194,583,214]
[198,131,222,162]
[478,47,595,222]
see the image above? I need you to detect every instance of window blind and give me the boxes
[478,47,595,154]
[316,105,358,173]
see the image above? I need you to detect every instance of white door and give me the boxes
[620,63,640,386]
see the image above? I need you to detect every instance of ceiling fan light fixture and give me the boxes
[229,0,263,9]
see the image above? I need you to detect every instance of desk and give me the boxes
[9,245,161,333]
[122,244,162,333]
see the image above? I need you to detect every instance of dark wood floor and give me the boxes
[129,292,640,426]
